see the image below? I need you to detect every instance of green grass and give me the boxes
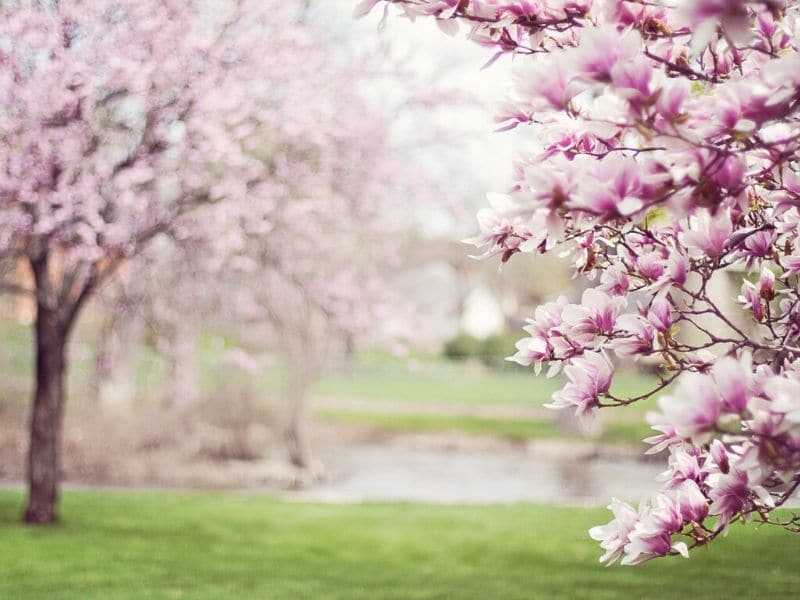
[0,490,798,599]
[318,410,654,446]
[315,358,656,406]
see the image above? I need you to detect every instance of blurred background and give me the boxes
[0,0,662,497]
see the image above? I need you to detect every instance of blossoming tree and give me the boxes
[94,27,442,473]
[0,0,283,524]
[361,0,800,564]
[85,2,440,475]
[109,71,404,472]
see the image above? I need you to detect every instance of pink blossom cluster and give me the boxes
[362,0,800,563]
[0,0,283,279]
[591,356,800,564]
[119,3,443,359]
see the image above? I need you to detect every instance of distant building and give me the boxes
[460,284,505,339]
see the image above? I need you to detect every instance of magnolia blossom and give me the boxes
[545,351,613,420]
[365,0,800,564]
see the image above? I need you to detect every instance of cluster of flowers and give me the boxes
[362,0,800,563]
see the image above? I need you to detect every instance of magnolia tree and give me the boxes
[219,102,400,472]
[361,0,800,565]
[96,24,428,471]
[0,0,282,523]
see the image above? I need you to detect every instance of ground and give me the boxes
[5,318,764,598]
[0,490,798,599]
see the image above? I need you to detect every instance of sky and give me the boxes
[319,1,522,237]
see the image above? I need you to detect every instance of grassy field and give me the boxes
[313,352,656,407]
[0,490,798,599]
[312,353,659,445]
[317,410,654,446]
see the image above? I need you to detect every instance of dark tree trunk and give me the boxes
[24,298,68,524]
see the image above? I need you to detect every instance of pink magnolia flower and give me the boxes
[515,54,585,112]
[655,78,689,123]
[658,444,704,487]
[712,155,747,193]
[712,354,753,414]
[622,494,687,565]
[655,373,722,441]
[510,296,571,370]
[759,268,776,300]
[605,0,667,27]
[589,498,639,565]
[659,251,690,288]
[739,280,766,321]
[679,209,733,258]
[520,154,584,213]
[781,252,800,278]
[675,479,709,524]
[708,439,731,474]
[739,270,775,322]
[610,314,655,358]
[708,468,772,532]
[465,194,547,261]
[643,422,679,455]
[576,155,648,217]
[762,376,800,429]
[574,25,641,83]
[611,55,658,111]
[738,229,777,269]
[635,250,666,281]
[545,351,613,419]
[647,296,672,332]
[560,288,626,346]
[509,335,552,370]
[598,264,631,296]
[683,0,751,45]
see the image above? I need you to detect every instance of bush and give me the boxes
[478,333,520,369]
[443,332,523,370]
[442,333,482,361]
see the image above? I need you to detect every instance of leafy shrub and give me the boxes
[478,333,520,369]
[443,332,523,369]
[442,333,482,361]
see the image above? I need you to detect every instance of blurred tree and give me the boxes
[0,0,290,523]
[91,1,449,474]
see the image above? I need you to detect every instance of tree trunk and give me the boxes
[24,300,67,524]
[284,365,313,470]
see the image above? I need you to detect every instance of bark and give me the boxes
[22,250,111,524]
[24,294,68,524]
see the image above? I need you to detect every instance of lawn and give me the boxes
[312,355,660,446]
[313,353,656,407]
[0,490,798,599]
[317,410,654,446]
